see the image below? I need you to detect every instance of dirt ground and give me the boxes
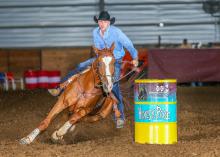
[0,86,219,157]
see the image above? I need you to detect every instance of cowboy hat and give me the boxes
[94,11,115,24]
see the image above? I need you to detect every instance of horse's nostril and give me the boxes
[107,84,113,92]
[112,77,115,82]
[110,84,113,90]
[103,84,108,91]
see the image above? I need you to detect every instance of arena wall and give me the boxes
[41,47,92,77]
[0,47,93,78]
[0,50,8,72]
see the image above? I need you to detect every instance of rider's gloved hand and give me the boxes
[132,58,139,67]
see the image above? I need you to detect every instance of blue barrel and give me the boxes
[134,79,177,144]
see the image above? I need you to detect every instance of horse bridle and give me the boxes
[92,54,115,92]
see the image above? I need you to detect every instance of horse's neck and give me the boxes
[79,67,100,90]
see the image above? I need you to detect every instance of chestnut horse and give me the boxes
[20,43,120,144]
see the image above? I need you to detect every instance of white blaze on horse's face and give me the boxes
[102,56,113,93]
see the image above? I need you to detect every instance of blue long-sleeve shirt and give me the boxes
[93,25,138,60]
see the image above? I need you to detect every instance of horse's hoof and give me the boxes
[51,131,65,144]
[19,137,31,145]
[51,136,66,145]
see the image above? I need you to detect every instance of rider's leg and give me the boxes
[112,83,124,118]
[112,59,125,128]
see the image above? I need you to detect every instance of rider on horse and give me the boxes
[49,11,138,128]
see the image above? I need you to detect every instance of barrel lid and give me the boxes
[135,79,177,83]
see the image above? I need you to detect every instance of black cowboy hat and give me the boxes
[94,11,115,24]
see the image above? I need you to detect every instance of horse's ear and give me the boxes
[93,46,99,56]
[110,42,115,52]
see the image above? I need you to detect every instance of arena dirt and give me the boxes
[0,86,219,157]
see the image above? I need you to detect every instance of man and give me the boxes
[49,11,138,128]
[180,38,192,48]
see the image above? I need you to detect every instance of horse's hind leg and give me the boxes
[51,121,74,144]
[83,97,119,122]
[20,95,71,145]
[51,107,90,142]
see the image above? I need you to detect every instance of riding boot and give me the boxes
[48,86,63,97]
[116,118,125,129]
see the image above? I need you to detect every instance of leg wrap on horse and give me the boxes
[19,128,40,145]
[51,121,72,141]
[57,121,72,136]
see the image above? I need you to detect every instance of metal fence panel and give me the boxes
[0,0,218,48]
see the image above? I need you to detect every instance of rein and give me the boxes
[113,61,137,83]
[113,67,137,83]
[93,59,137,85]
[65,60,137,89]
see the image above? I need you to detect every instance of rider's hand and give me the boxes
[132,58,139,67]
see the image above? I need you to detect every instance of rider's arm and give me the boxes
[117,28,138,66]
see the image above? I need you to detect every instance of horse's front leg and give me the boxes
[51,107,91,142]
[19,94,74,145]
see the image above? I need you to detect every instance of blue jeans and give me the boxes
[61,57,125,120]
[112,59,124,120]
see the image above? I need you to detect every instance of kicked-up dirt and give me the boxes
[0,86,219,157]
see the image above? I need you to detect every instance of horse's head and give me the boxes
[93,43,115,93]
